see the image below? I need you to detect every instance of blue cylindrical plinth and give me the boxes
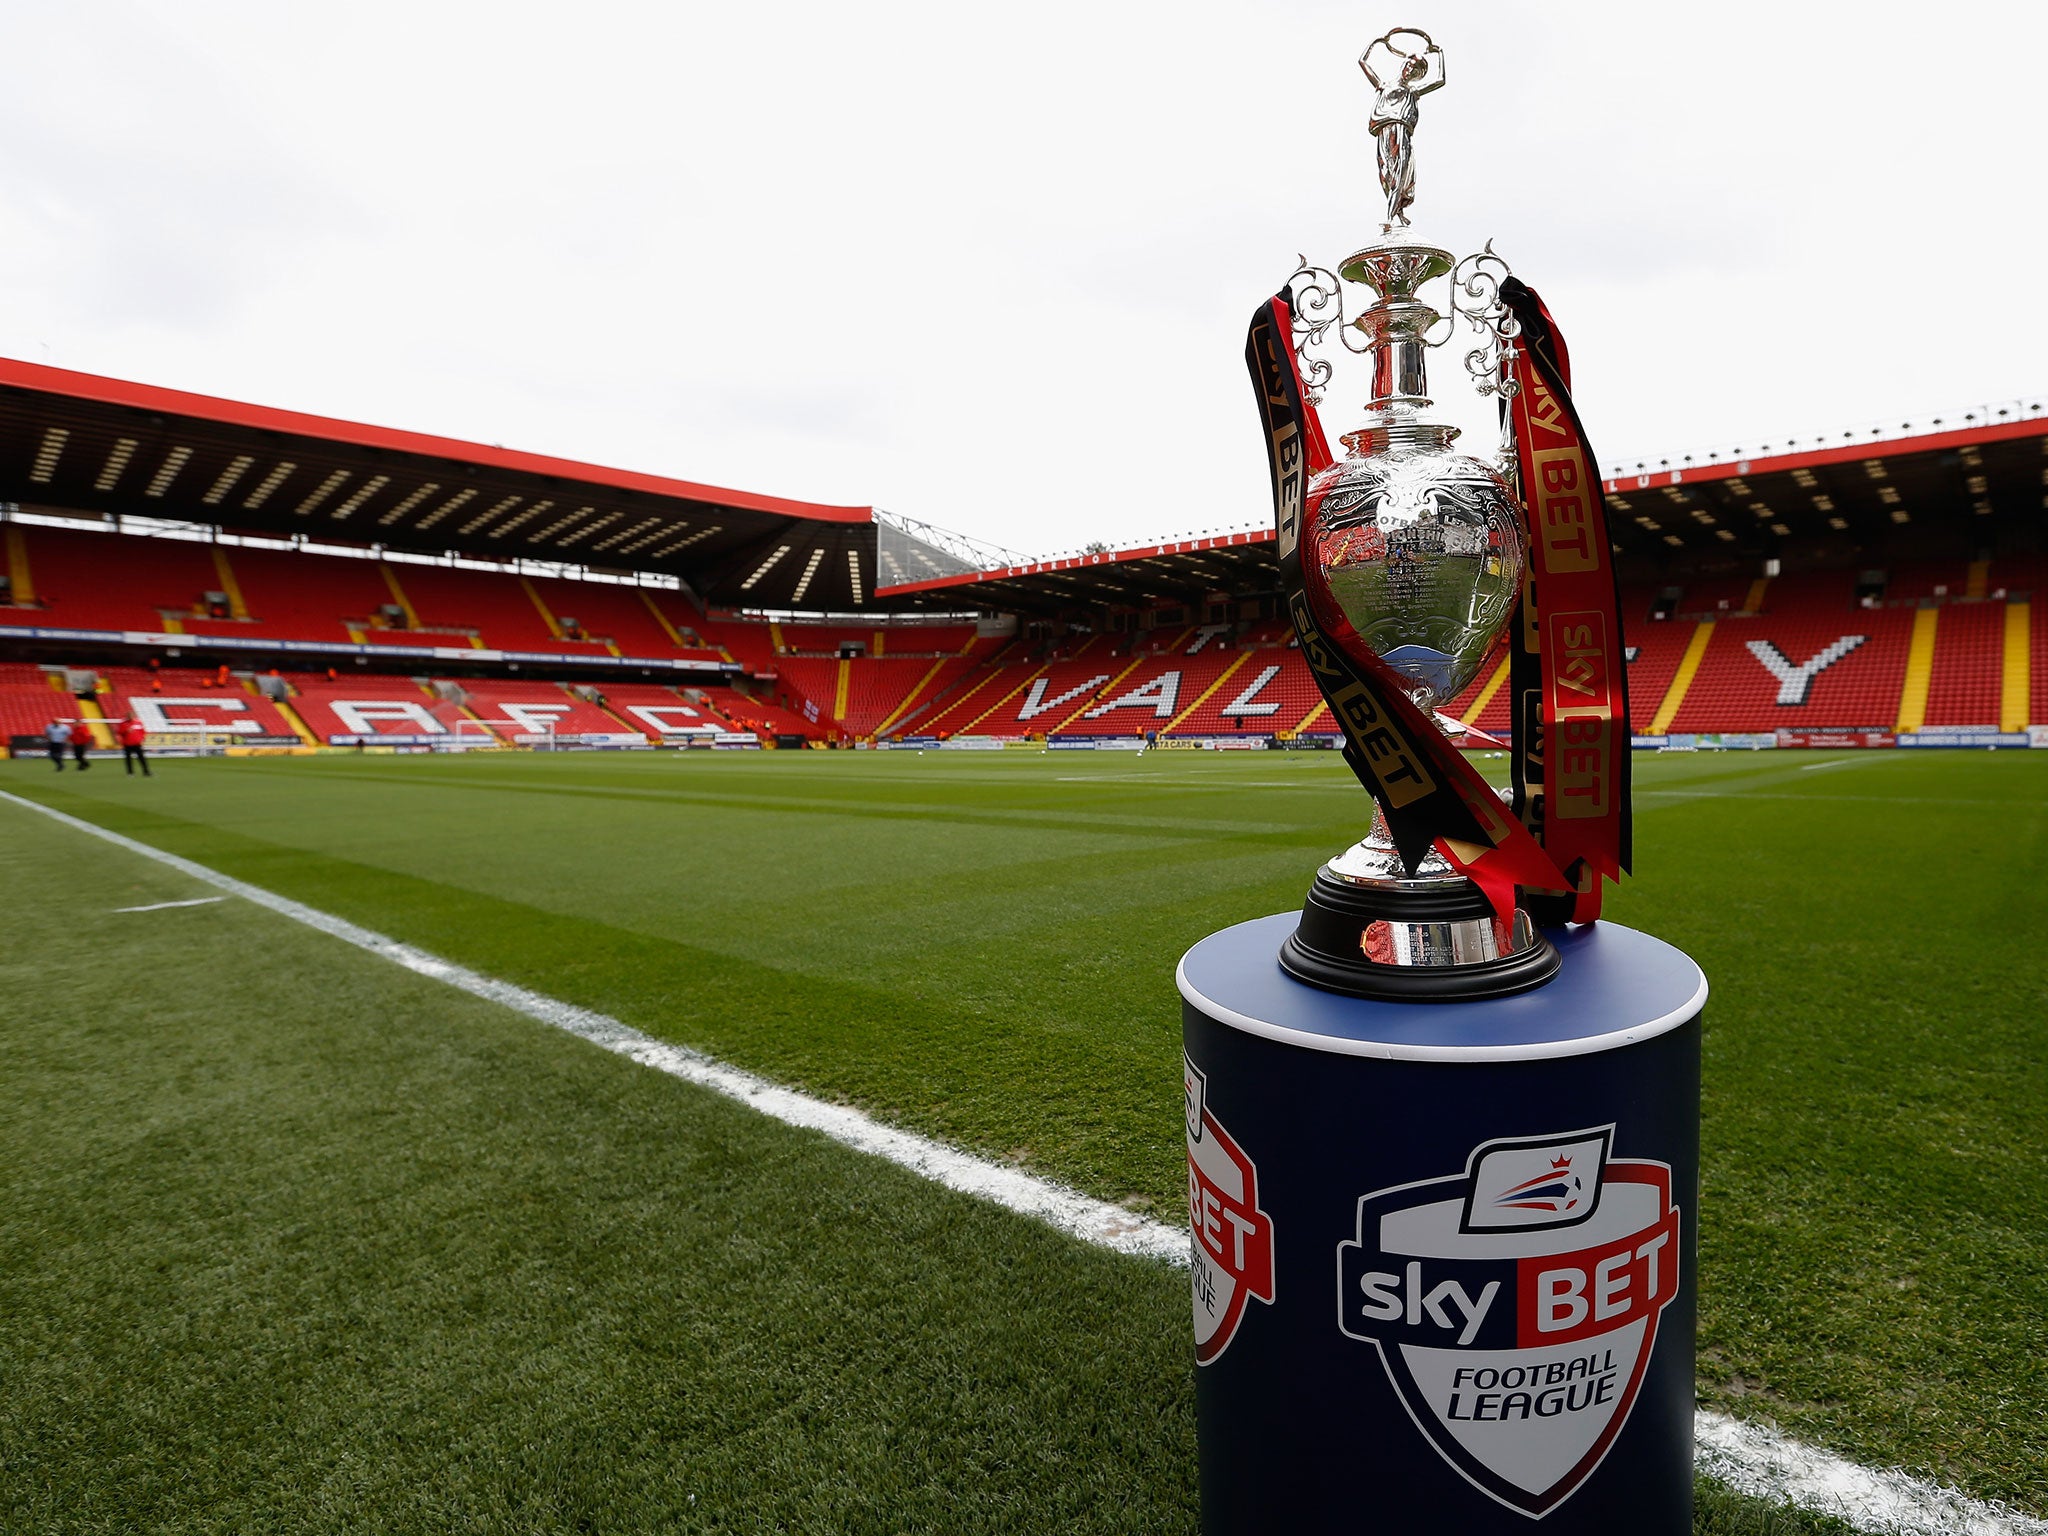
[1180,915,1704,1534]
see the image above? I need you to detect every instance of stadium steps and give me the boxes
[1894,607,1939,733]
[73,694,115,748]
[519,577,564,639]
[209,547,249,618]
[894,641,1021,736]
[638,589,688,648]
[1050,653,1147,733]
[272,699,321,746]
[1458,654,1511,726]
[16,523,219,633]
[1922,602,2005,728]
[952,661,1051,736]
[871,657,950,736]
[1649,621,1715,734]
[2035,585,2048,724]
[2002,601,2032,731]
[380,564,421,628]
[4,524,33,603]
[1161,652,1251,734]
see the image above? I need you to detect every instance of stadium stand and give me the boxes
[1442,652,1512,737]
[597,682,735,738]
[395,565,613,654]
[1622,621,1700,732]
[694,685,818,739]
[0,662,68,743]
[931,643,1120,737]
[863,653,988,735]
[1665,570,1914,732]
[94,665,306,740]
[697,619,776,672]
[524,577,721,660]
[282,673,467,740]
[211,545,396,643]
[1921,601,2009,727]
[2030,561,2048,727]
[13,523,221,632]
[449,680,634,740]
[7,403,2048,753]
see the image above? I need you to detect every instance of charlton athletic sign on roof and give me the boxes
[1336,1126,1682,1517]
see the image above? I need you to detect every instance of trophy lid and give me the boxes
[1342,28,1453,421]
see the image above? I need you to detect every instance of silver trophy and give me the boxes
[1277,28,1558,997]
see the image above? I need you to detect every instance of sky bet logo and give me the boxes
[1185,1055,1275,1365]
[1337,1127,1680,1517]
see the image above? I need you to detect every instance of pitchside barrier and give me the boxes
[6,724,283,759]
[1628,730,2046,750]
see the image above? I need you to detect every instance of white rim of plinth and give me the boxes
[1175,928,1709,1063]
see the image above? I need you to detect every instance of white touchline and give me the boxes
[4,787,2041,1536]
[2,790,1174,1266]
[113,896,229,913]
[1696,1415,2046,1536]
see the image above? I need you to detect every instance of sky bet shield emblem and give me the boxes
[1185,1055,1275,1363]
[1337,1127,1680,1516]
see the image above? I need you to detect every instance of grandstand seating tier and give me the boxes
[1666,607,1916,733]
[95,666,306,739]
[14,524,221,632]
[695,686,819,738]
[1921,602,2007,727]
[0,664,69,742]
[1170,651,1321,736]
[525,577,708,658]
[1623,621,1699,732]
[281,673,464,740]
[596,682,735,736]
[6,535,2045,741]
[393,566,559,651]
[451,680,632,739]
[223,545,398,642]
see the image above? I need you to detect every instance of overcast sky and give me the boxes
[0,1,2040,562]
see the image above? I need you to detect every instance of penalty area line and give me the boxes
[2,787,2040,1536]
[113,895,228,913]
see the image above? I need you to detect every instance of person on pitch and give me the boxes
[71,720,92,769]
[118,715,152,777]
[46,717,71,770]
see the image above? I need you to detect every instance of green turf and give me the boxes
[0,804,1198,1533]
[3,745,2042,1526]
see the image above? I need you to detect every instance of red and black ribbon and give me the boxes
[1247,292,1565,917]
[1500,277,1632,922]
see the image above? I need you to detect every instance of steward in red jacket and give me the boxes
[118,717,153,777]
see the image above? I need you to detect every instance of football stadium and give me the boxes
[3,359,2044,1535]
[4,11,2046,1536]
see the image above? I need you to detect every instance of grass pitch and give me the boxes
[3,744,2042,1531]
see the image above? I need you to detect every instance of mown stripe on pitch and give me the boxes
[2,787,2041,1536]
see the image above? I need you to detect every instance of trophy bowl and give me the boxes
[1303,425,1524,715]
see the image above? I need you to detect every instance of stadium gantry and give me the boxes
[1,357,2043,754]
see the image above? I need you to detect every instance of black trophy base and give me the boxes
[1277,866,1562,1002]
